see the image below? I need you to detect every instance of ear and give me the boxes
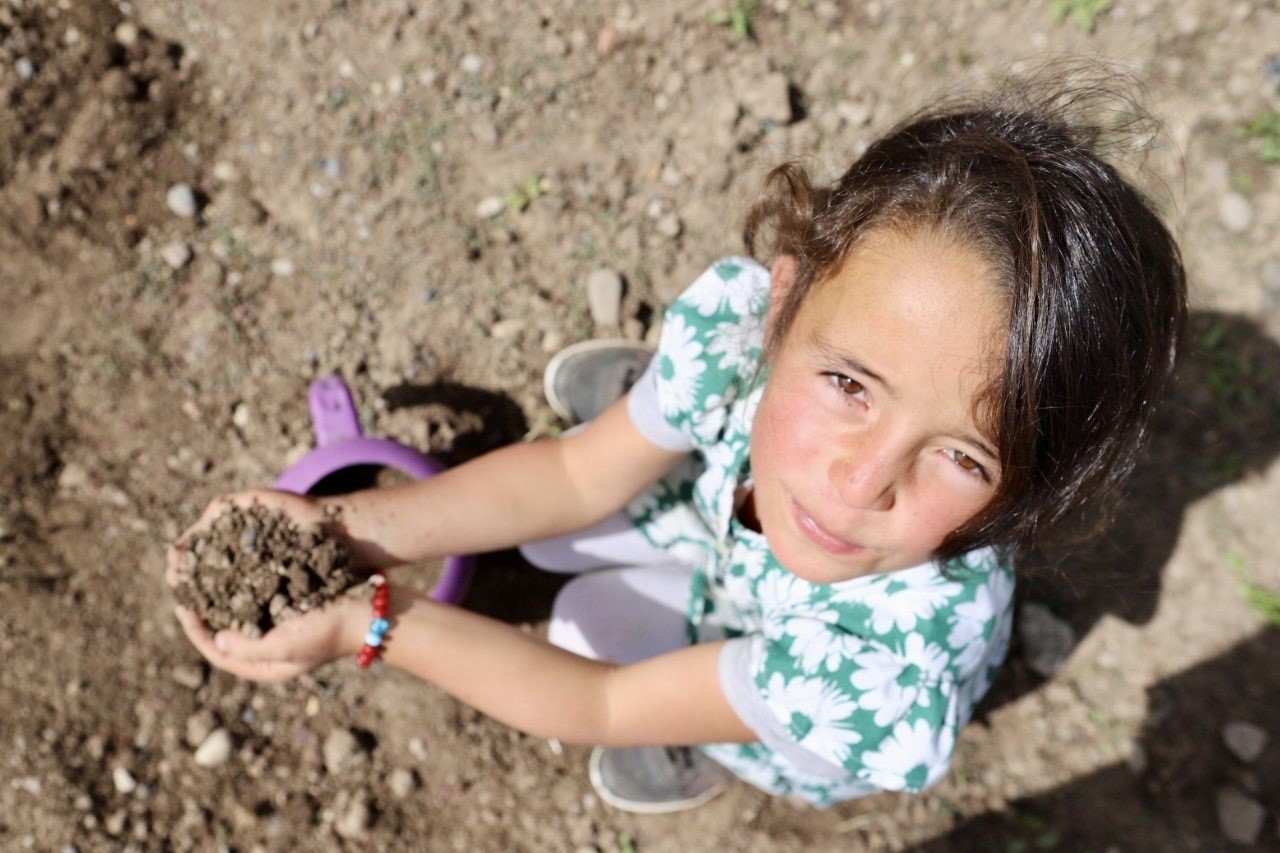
[765,254,799,342]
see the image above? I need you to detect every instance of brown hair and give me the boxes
[744,74,1187,561]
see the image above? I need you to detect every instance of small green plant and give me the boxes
[502,174,544,212]
[1230,553,1280,627]
[1240,111,1280,163]
[709,0,758,39]
[1050,0,1111,33]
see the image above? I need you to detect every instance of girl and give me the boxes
[171,78,1186,812]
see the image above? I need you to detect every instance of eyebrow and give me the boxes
[810,334,1001,463]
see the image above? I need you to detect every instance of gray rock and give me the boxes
[585,268,623,327]
[1260,257,1280,299]
[1019,602,1076,678]
[185,710,218,749]
[655,213,682,239]
[1217,787,1266,844]
[166,183,198,218]
[1223,721,1268,763]
[323,728,367,775]
[194,728,233,768]
[114,22,139,47]
[1218,192,1254,234]
[334,792,371,839]
[460,53,485,75]
[15,57,33,82]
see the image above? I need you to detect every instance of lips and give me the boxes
[789,496,864,556]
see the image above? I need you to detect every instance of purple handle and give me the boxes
[309,375,365,447]
[273,376,474,605]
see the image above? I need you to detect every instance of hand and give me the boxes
[173,595,364,683]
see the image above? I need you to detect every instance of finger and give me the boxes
[174,608,301,683]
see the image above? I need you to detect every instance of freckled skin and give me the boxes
[747,229,1007,583]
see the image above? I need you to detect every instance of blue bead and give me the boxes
[364,631,383,647]
[370,618,390,634]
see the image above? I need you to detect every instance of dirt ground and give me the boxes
[2,0,1280,850]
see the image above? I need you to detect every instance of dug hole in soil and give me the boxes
[2,0,1280,850]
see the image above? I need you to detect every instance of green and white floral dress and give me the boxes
[624,257,1015,806]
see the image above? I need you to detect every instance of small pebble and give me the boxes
[596,26,620,56]
[1217,787,1265,844]
[171,664,205,690]
[112,766,137,795]
[270,257,296,277]
[388,767,417,798]
[114,22,139,47]
[194,728,233,768]
[1218,192,1254,234]
[323,728,366,775]
[166,183,198,218]
[1223,721,1268,763]
[475,196,505,219]
[212,161,238,183]
[334,793,371,840]
[655,213,683,239]
[15,57,34,81]
[585,268,623,327]
[460,53,485,75]
[1019,602,1076,678]
[232,403,251,429]
[160,240,193,270]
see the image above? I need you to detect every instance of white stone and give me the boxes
[114,22,139,47]
[388,767,417,798]
[1218,192,1254,234]
[231,403,251,429]
[475,196,505,219]
[112,767,137,795]
[460,53,485,75]
[270,257,296,277]
[194,728,233,768]
[166,183,198,218]
[15,57,34,81]
[57,462,89,491]
[211,161,238,183]
[655,213,682,239]
[1223,721,1268,763]
[585,268,623,327]
[160,240,192,270]
[334,794,371,839]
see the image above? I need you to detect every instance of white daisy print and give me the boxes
[859,717,952,791]
[656,313,706,418]
[764,672,862,765]
[947,567,1013,673]
[783,612,855,674]
[852,577,965,636]
[682,259,770,318]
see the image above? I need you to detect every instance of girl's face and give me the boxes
[748,228,1006,583]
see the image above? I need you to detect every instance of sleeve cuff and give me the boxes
[625,359,695,453]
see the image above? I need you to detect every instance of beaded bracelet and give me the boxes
[356,571,391,669]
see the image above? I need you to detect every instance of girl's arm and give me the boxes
[175,585,756,746]
[180,395,683,571]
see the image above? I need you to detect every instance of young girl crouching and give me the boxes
[171,79,1186,812]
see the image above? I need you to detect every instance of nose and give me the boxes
[831,434,902,512]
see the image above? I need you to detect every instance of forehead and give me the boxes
[797,228,1007,422]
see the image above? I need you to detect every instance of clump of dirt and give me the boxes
[172,504,360,637]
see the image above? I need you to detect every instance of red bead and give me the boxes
[357,645,377,668]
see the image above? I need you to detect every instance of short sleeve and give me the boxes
[636,257,770,448]
[719,618,958,792]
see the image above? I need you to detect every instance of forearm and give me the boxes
[353,588,753,747]
[319,400,679,569]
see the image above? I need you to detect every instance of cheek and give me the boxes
[750,383,819,481]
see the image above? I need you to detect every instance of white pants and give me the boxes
[520,512,695,665]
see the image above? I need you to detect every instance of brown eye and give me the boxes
[834,375,864,395]
[954,453,980,471]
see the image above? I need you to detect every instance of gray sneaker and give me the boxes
[588,746,732,814]
[544,339,654,425]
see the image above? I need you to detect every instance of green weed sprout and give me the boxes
[1240,111,1280,164]
[1050,0,1112,33]
[709,0,758,39]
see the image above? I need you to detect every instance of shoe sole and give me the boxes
[587,746,730,815]
[543,339,655,423]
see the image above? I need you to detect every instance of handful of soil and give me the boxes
[172,503,362,638]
